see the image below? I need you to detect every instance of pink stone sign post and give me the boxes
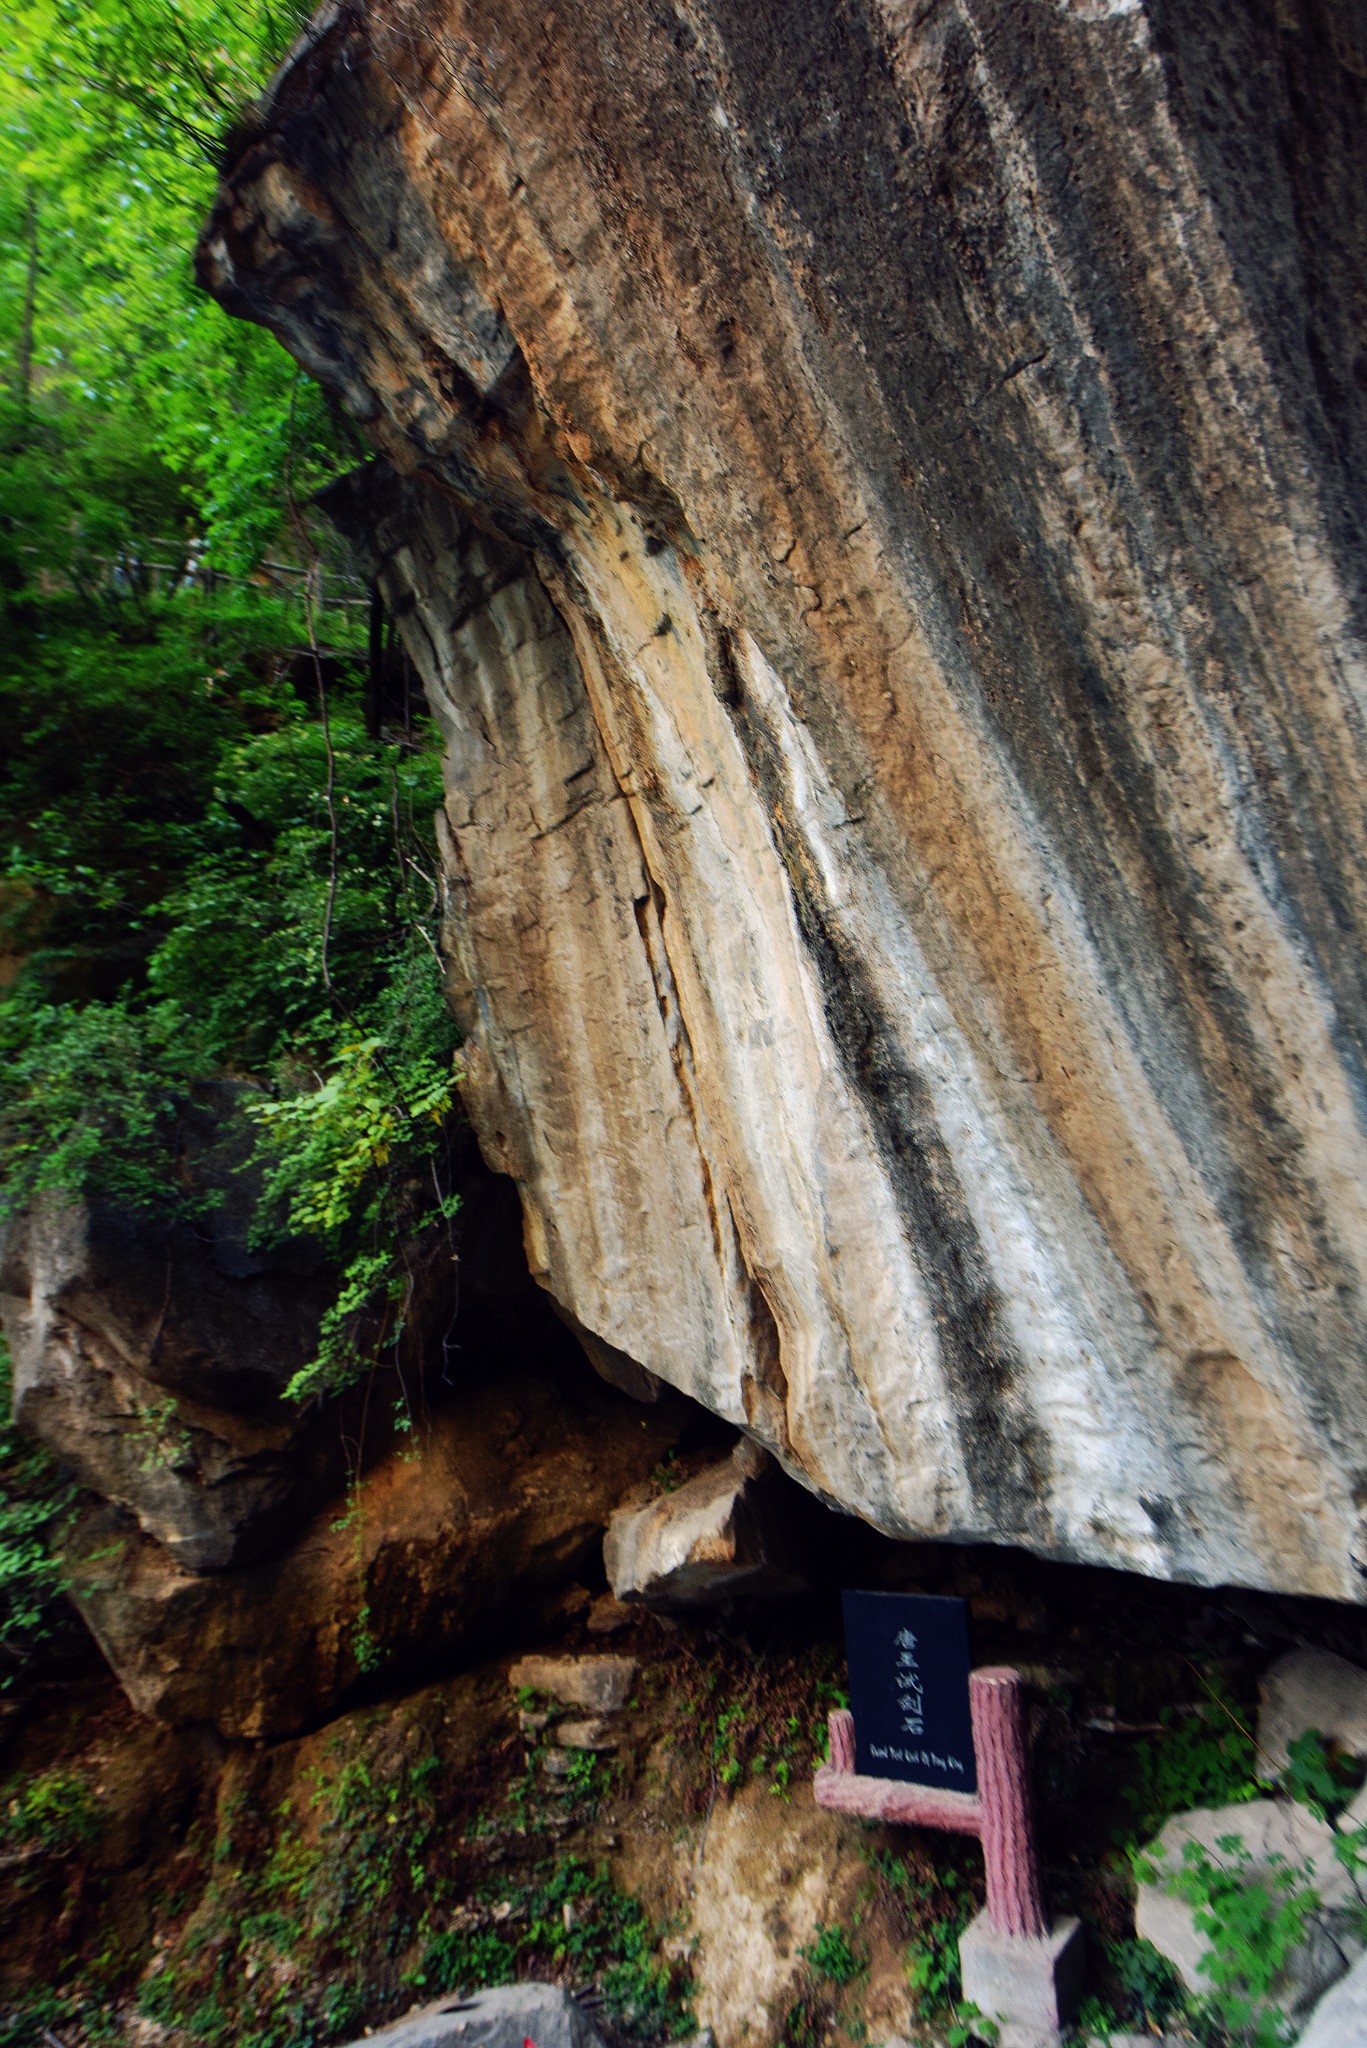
[815,1665,1081,2037]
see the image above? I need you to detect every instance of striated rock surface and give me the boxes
[203,0,1367,1599]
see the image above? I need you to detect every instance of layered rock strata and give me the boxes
[202,0,1367,1599]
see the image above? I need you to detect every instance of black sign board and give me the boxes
[841,1590,977,1793]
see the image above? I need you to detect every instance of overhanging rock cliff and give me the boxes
[201,0,1367,1601]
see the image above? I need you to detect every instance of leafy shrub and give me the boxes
[799,1922,865,1986]
[1137,1832,1315,2047]
[0,581,460,1406]
[0,998,210,1225]
[0,1769,103,1858]
[0,1333,72,1687]
[1117,1683,1260,1844]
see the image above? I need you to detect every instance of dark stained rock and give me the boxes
[0,1178,343,1574]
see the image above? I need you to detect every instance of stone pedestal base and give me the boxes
[959,1910,1084,2044]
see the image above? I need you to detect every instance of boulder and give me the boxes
[333,1985,607,2048]
[202,0,1367,1603]
[605,1441,807,1608]
[1259,1649,1367,1780]
[1135,1797,1367,2017]
[0,1182,345,1572]
[507,1655,637,1714]
[555,1716,620,1752]
[64,1371,681,1738]
[1297,1947,1367,2048]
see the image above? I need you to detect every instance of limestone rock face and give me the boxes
[65,1370,683,1737]
[202,0,1367,1600]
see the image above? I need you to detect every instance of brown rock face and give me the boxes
[65,1368,684,1737]
[201,1,1367,1600]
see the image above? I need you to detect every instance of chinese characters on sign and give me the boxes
[840,1590,977,1793]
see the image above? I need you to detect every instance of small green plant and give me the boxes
[872,1848,975,2016]
[1136,1833,1315,2046]
[1079,1934,1188,2038]
[1285,1727,1367,1826]
[131,1394,195,1473]
[564,1749,602,1799]
[944,2002,998,2047]
[1283,1729,1367,1939]
[799,1921,865,1985]
[0,1769,103,1859]
[1117,1681,1259,1845]
[712,1700,747,1788]
[650,1450,684,1493]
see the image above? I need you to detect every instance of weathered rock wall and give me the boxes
[201,0,1367,1599]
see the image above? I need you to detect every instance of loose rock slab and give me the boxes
[507,1654,637,1714]
[605,1441,806,1607]
[338,1985,607,2048]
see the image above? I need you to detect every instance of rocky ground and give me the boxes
[5,1427,1367,2048]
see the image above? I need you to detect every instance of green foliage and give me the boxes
[1117,1683,1260,1845]
[0,1767,103,1859]
[1077,1938,1189,2043]
[1284,1727,1367,1823]
[0,998,209,1225]
[417,1858,694,2039]
[138,1731,449,2048]
[416,1923,515,1997]
[1,0,328,570]
[799,1923,865,1986]
[0,582,458,1404]
[0,1334,72,1686]
[779,1915,870,2048]
[682,1652,847,1803]
[1137,1833,1314,2047]
[943,2006,997,2048]
[248,995,460,1404]
[871,1848,975,2016]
